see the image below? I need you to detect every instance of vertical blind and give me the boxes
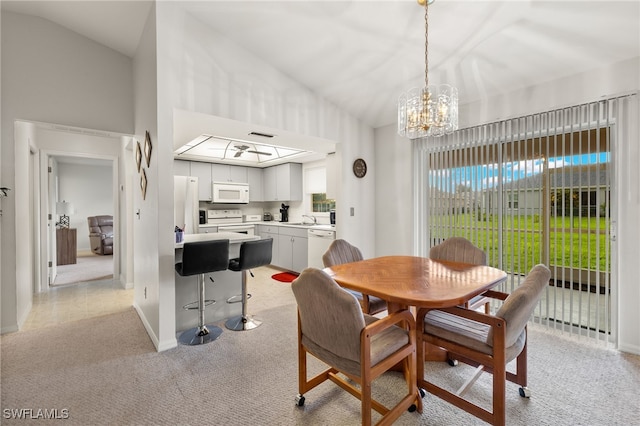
[414,94,637,346]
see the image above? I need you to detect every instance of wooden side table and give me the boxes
[56,228,77,265]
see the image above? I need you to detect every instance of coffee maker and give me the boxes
[279,203,289,222]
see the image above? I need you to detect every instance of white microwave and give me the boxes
[211,182,250,204]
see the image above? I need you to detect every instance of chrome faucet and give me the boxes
[302,214,317,224]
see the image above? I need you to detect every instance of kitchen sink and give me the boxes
[286,222,316,227]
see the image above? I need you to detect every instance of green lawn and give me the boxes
[430,213,609,275]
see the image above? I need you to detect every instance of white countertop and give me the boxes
[175,231,259,249]
[256,222,335,231]
[198,221,335,231]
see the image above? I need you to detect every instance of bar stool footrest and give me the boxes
[182,299,216,310]
[226,294,251,304]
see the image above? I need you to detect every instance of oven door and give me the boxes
[218,225,255,236]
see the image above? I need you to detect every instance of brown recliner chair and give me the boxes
[87,215,114,255]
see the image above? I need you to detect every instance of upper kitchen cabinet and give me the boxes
[190,161,213,201]
[248,167,263,202]
[263,166,277,201]
[263,163,302,202]
[174,160,191,176]
[211,163,248,184]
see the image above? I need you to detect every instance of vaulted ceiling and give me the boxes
[4,1,638,130]
[3,1,639,165]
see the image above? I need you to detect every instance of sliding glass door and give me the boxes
[415,95,636,346]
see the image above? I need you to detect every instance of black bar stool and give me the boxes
[175,239,230,345]
[225,238,273,331]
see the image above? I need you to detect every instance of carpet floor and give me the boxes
[52,253,113,286]
[2,268,639,425]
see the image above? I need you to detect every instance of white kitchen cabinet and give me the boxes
[173,159,191,176]
[229,166,248,183]
[277,226,308,273]
[190,161,213,201]
[263,163,303,202]
[211,163,248,183]
[263,166,277,201]
[248,167,263,202]
[257,225,279,266]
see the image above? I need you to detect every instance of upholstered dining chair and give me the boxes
[291,268,419,426]
[322,239,387,315]
[416,264,551,426]
[430,237,490,313]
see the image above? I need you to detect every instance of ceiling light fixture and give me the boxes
[398,0,458,139]
[248,131,275,138]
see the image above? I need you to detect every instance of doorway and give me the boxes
[27,122,127,295]
[49,155,115,287]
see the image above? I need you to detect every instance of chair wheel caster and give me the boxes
[408,404,417,412]
[447,358,459,367]
[419,388,426,398]
[519,387,531,398]
[295,394,305,407]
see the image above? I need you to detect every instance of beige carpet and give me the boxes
[2,304,639,424]
[52,253,113,286]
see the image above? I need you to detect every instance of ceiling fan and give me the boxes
[232,144,272,158]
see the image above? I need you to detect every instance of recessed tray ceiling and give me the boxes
[175,134,310,165]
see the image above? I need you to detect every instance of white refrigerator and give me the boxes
[174,176,199,234]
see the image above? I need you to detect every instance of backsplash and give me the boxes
[198,200,329,224]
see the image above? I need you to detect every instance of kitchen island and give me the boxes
[175,232,259,333]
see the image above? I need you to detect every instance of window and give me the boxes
[508,194,519,209]
[311,193,335,213]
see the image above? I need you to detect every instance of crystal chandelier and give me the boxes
[398,0,458,138]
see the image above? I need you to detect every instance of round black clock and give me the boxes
[353,158,367,178]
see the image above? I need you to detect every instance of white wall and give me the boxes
[57,162,113,252]
[0,0,3,333]
[374,125,413,257]
[375,58,640,354]
[133,4,172,350]
[11,122,36,332]
[156,2,375,257]
[1,11,133,332]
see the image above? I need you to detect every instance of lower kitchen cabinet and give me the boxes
[277,227,308,273]
[257,225,280,266]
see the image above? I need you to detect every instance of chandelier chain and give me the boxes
[424,2,429,88]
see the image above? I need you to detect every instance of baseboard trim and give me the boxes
[618,342,640,356]
[133,302,177,352]
[1,324,19,334]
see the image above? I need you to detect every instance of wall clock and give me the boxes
[353,158,367,178]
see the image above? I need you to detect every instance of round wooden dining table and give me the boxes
[324,255,507,313]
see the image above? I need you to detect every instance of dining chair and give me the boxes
[322,239,387,315]
[416,264,551,426]
[430,237,490,313]
[291,268,419,426]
